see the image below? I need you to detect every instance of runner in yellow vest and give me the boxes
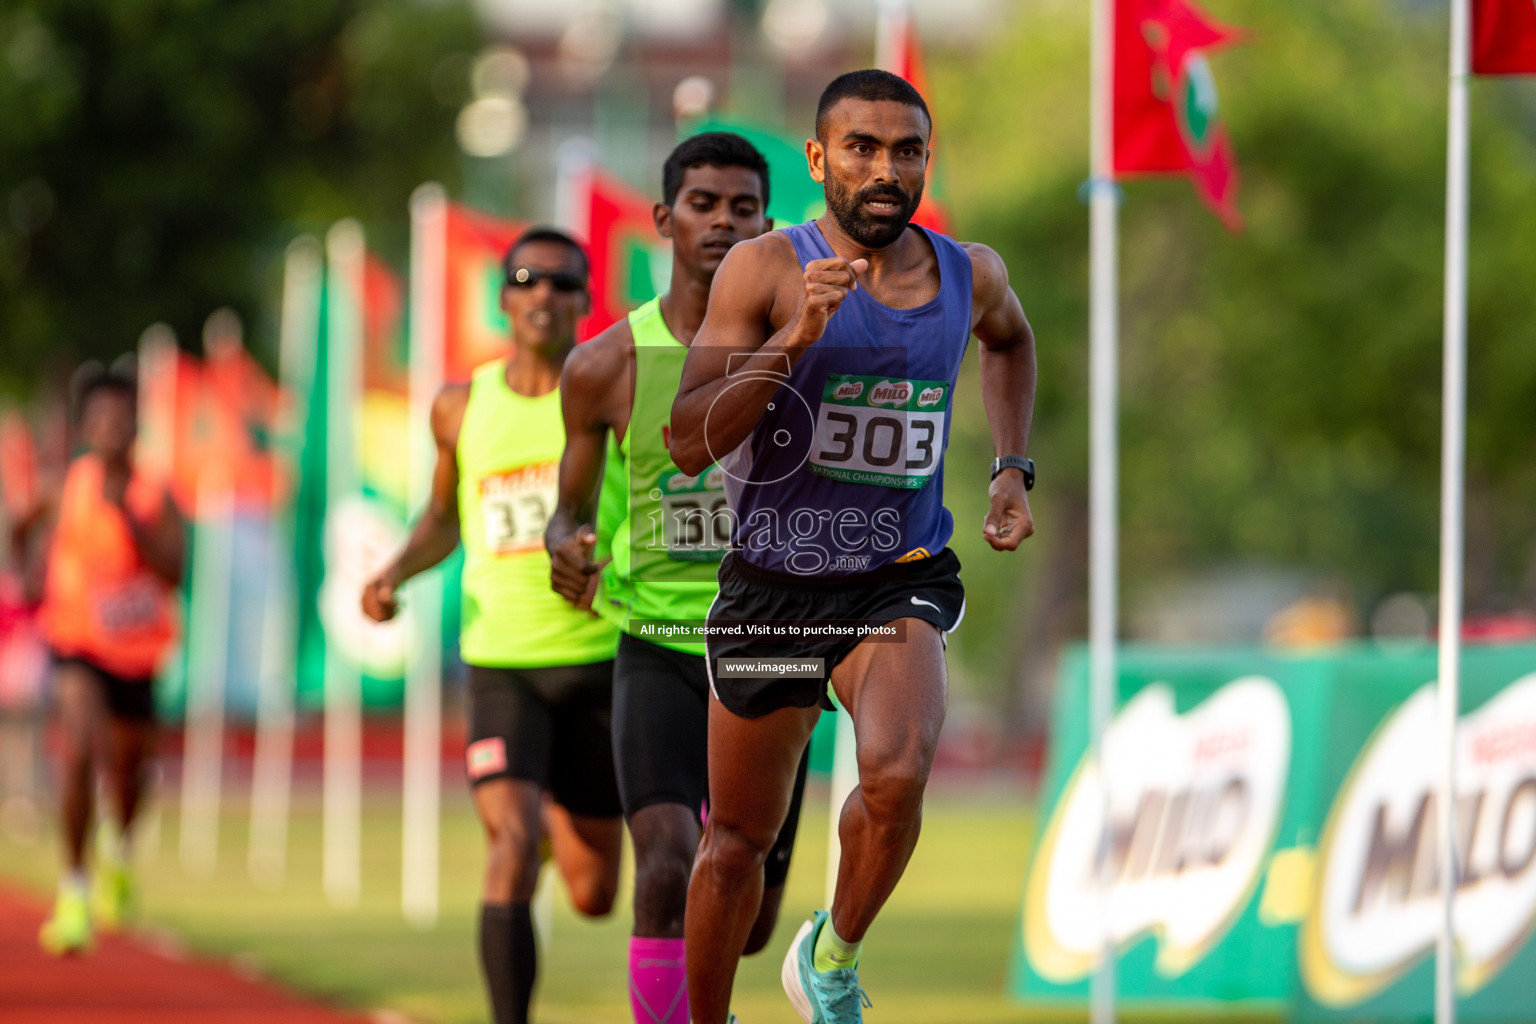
[546,134,807,1024]
[362,228,620,1024]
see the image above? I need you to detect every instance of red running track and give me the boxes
[0,884,374,1024]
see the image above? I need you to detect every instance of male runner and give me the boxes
[361,228,622,1024]
[546,132,809,1024]
[671,70,1038,1023]
[37,363,184,953]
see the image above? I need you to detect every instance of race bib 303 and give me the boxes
[809,375,949,489]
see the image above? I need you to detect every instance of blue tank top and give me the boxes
[721,220,973,576]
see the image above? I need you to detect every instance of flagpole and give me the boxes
[1088,0,1118,1020]
[323,219,366,909]
[250,236,321,889]
[180,471,233,876]
[1435,0,1471,1021]
[554,138,595,242]
[402,184,448,928]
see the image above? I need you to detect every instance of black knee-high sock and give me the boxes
[480,902,537,1024]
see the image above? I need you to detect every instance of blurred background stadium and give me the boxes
[2,0,1535,1021]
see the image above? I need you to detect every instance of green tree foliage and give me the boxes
[934,0,1536,711]
[0,0,480,383]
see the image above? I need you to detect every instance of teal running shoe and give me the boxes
[780,910,871,1024]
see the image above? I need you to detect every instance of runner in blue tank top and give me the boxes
[670,71,1038,1024]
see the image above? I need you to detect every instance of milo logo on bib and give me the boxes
[810,374,949,489]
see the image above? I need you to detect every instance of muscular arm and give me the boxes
[545,325,629,608]
[361,386,466,621]
[670,237,864,476]
[968,243,1037,551]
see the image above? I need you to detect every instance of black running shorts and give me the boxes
[612,632,809,886]
[52,653,156,722]
[465,660,622,819]
[705,548,966,719]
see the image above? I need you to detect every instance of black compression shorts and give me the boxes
[613,633,709,819]
[612,632,808,887]
[465,660,622,819]
[705,548,966,719]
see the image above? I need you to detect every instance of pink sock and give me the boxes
[628,936,688,1024]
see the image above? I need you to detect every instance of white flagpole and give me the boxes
[554,139,595,243]
[402,184,449,928]
[1088,0,1119,1020]
[1435,1,1471,1021]
[874,0,909,76]
[249,237,322,889]
[323,220,366,909]
[135,325,177,868]
[179,472,233,876]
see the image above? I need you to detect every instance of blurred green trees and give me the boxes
[936,0,1536,714]
[0,0,479,382]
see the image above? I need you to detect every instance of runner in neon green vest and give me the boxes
[546,135,809,1024]
[362,228,621,1024]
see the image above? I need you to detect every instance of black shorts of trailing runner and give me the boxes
[613,633,709,820]
[614,633,810,883]
[464,660,622,818]
[706,548,965,719]
[51,653,156,722]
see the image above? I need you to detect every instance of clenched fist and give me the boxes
[982,472,1034,552]
[785,256,868,348]
[550,525,602,611]
[361,571,401,622]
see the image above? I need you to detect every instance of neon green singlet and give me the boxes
[594,299,726,655]
[458,358,618,668]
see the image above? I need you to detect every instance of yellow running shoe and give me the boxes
[92,860,135,931]
[39,886,93,956]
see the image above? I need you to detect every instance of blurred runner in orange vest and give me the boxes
[35,362,184,955]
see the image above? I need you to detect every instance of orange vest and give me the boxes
[40,455,177,679]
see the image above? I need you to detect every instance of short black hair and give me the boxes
[71,360,136,422]
[504,226,589,282]
[663,132,771,209]
[815,69,932,141]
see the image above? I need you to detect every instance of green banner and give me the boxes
[1011,643,1536,1023]
[686,117,826,227]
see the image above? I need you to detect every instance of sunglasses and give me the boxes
[506,266,587,292]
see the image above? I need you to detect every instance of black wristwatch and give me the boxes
[990,455,1035,490]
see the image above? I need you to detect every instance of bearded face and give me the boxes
[823,173,924,249]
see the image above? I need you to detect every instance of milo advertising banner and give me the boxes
[1011,644,1536,1022]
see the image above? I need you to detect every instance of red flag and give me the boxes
[876,0,952,234]
[1114,0,1243,228]
[585,169,666,338]
[1473,0,1536,74]
[443,203,527,380]
[362,252,408,396]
